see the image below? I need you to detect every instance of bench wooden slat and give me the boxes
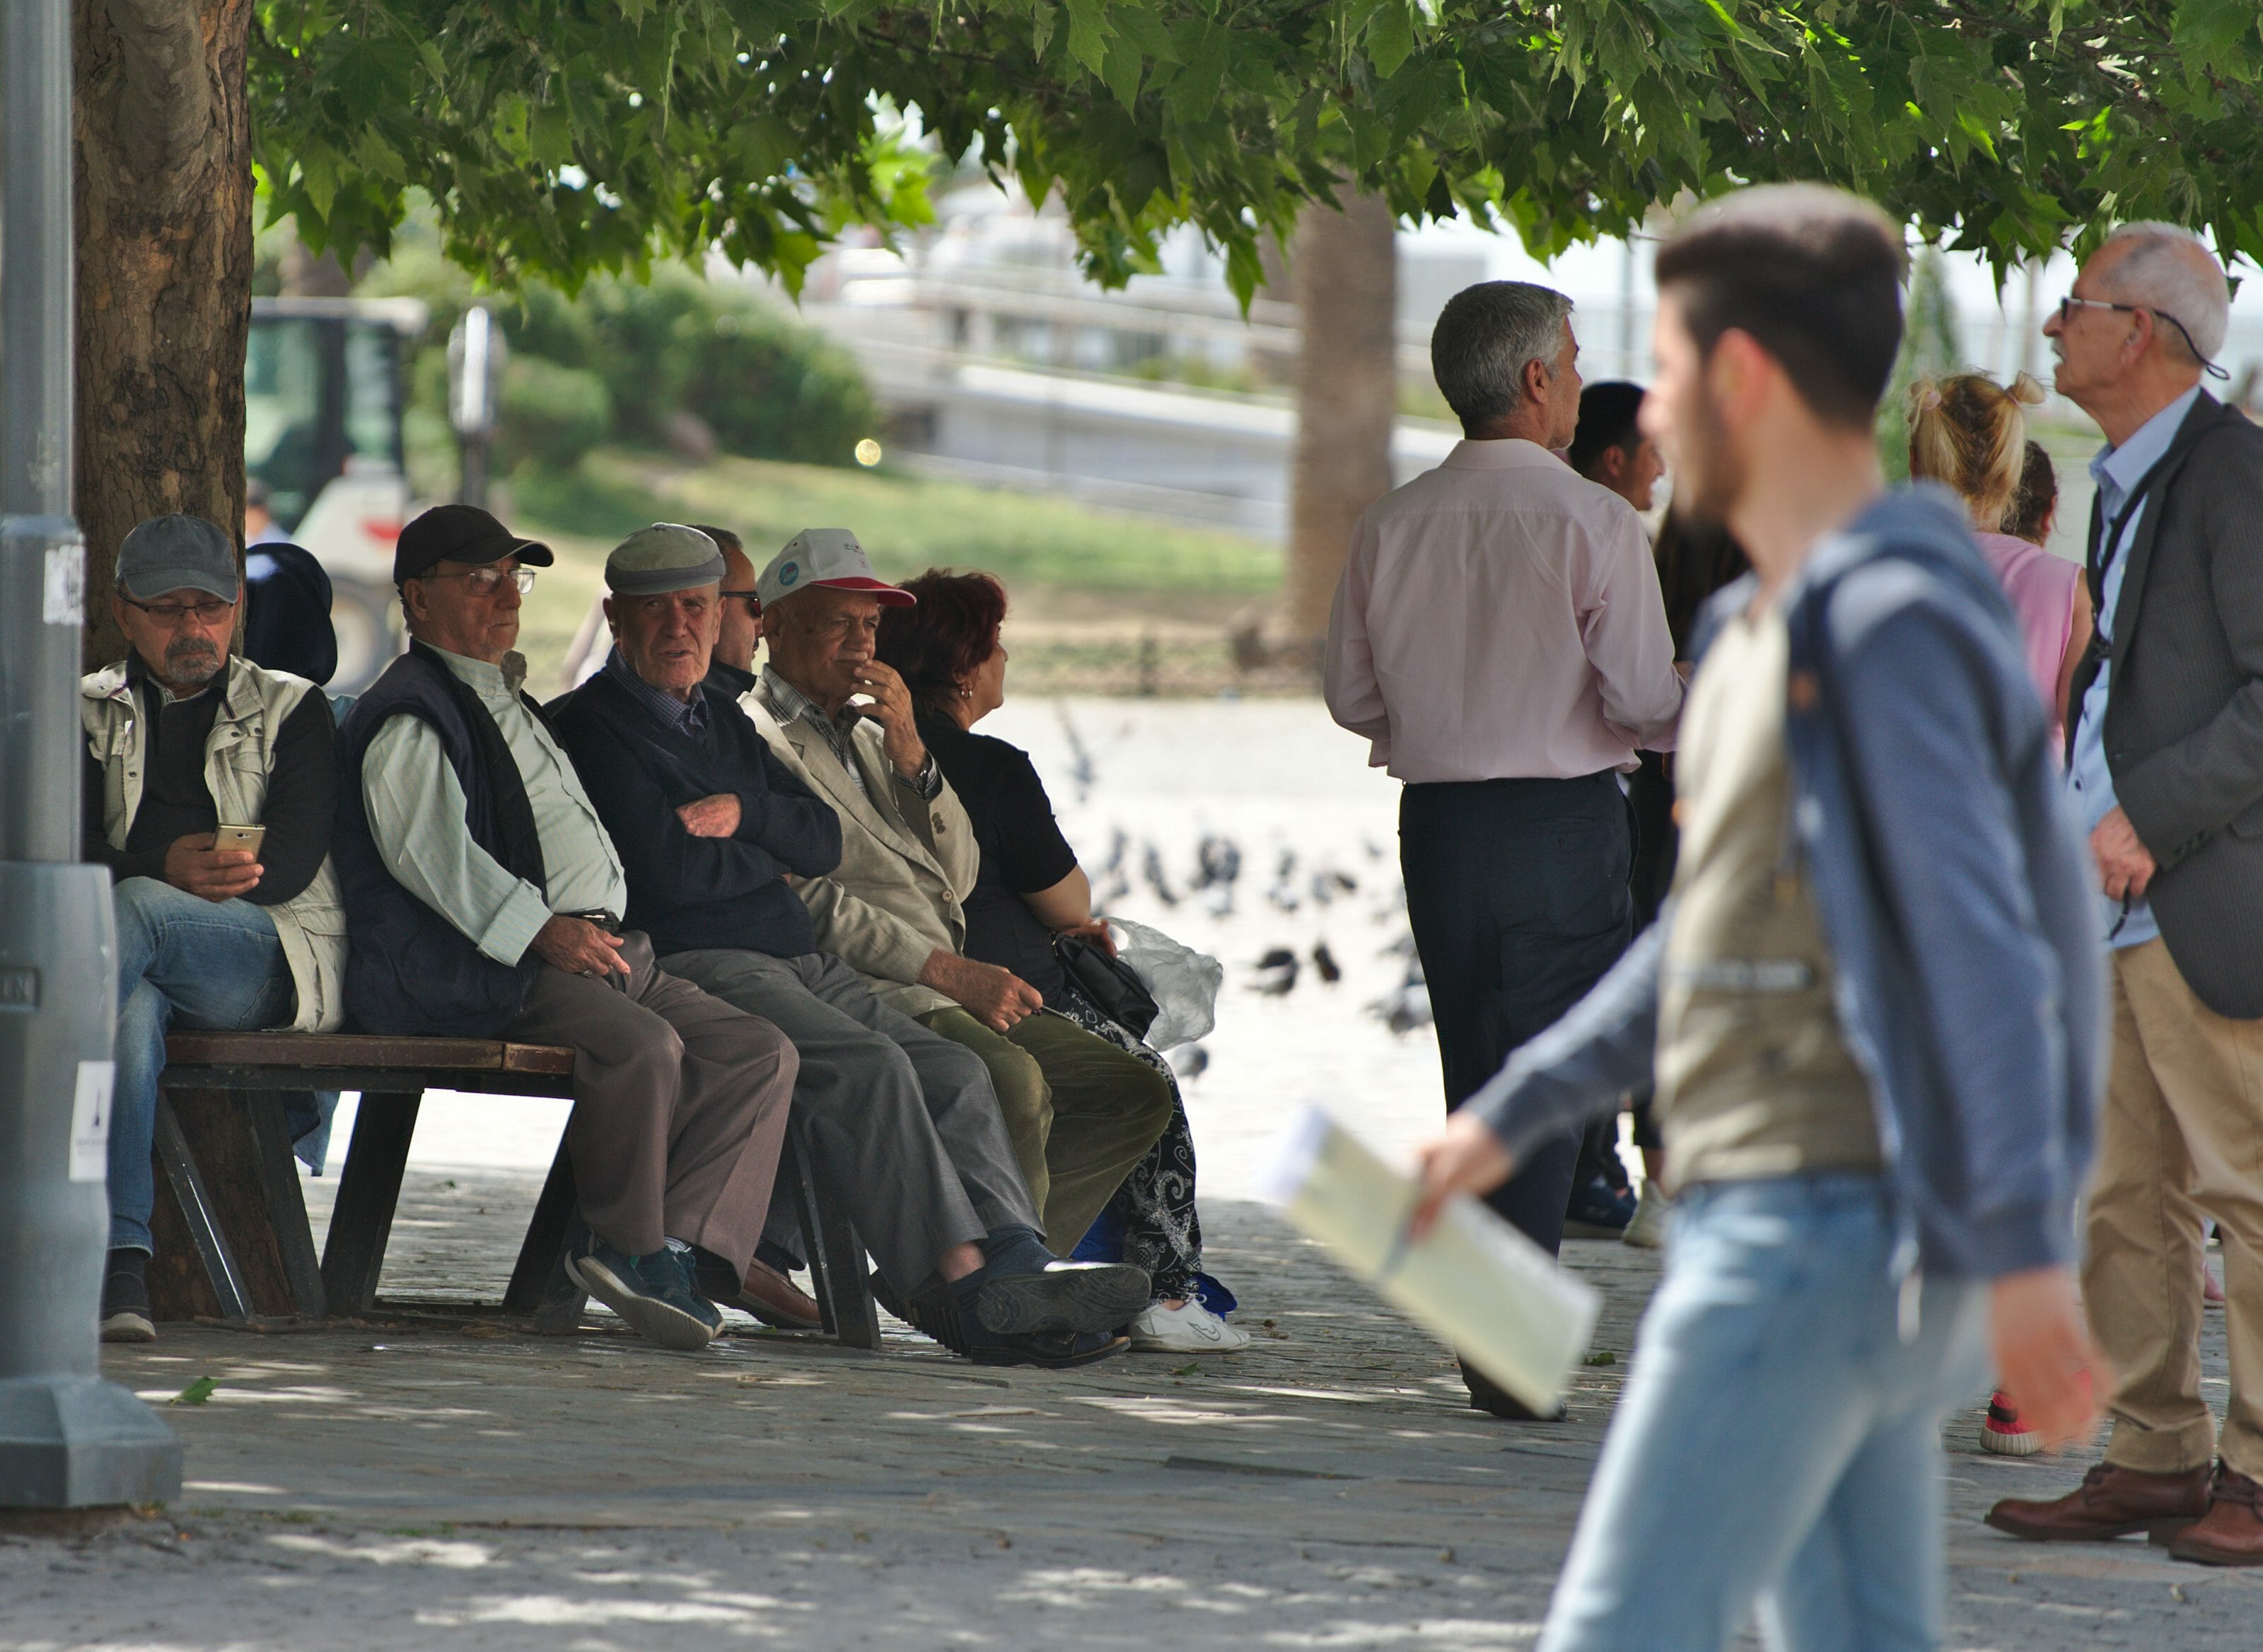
[165,1031,576,1078]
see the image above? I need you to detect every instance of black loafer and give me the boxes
[972,1260,1151,1337]
[967,1327,1130,1369]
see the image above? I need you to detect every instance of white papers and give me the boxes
[1258,1105,1601,1413]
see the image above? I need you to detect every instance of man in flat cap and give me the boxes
[552,524,1144,1366]
[82,515,349,1343]
[331,505,797,1352]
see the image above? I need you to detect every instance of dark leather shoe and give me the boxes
[696,1254,822,1332]
[1462,1359,1566,1421]
[2167,1465,2263,1566]
[1985,1462,2212,1542]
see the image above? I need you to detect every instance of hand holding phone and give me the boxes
[213,824,267,856]
[167,827,265,903]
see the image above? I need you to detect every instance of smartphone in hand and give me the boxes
[213,823,267,857]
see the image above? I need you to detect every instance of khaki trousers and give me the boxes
[2085,938,2263,1480]
[918,1006,1173,1255]
[505,932,796,1267]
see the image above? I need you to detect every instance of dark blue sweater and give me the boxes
[549,668,842,959]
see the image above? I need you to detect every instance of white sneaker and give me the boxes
[1127,1298,1252,1353]
[1622,1182,1671,1250]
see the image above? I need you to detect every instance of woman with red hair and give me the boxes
[878,569,1243,1353]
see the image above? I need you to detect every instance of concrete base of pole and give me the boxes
[0,1375,182,1508]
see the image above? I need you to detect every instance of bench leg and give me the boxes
[788,1115,879,1349]
[320,1089,421,1314]
[243,1092,327,1321]
[506,1139,591,1334]
[152,1097,255,1324]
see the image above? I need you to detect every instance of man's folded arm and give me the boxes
[361,714,551,967]
[733,743,842,876]
[1465,922,1665,1164]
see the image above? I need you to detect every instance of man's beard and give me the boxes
[1666,383,1748,532]
[163,636,223,687]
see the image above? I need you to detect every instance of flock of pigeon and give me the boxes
[1088,826,1436,1066]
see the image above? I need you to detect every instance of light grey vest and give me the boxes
[81,657,347,1032]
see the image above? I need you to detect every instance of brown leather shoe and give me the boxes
[1985,1462,2213,1542]
[2167,1465,2263,1566]
[697,1255,823,1332]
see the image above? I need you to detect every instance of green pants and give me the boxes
[918,1006,1173,1255]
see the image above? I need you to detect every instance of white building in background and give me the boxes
[766,187,2263,550]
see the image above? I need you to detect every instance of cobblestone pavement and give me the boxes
[6,1175,2253,1651]
[13,700,2255,1647]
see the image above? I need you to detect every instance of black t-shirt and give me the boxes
[918,714,1078,1002]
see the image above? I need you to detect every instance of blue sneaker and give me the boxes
[1563,1175,1638,1240]
[565,1237,721,1350]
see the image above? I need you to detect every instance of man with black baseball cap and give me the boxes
[330,506,797,1352]
[82,514,348,1342]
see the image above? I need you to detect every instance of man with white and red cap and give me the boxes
[740,530,1173,1331]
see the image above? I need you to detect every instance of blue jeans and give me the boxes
[1542,1175,1990,1652]
[109,878,296,1252]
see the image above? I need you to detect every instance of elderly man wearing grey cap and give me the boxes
[81,514,348,1343]
[330,505,798,1354]
[552,525,1146,1367]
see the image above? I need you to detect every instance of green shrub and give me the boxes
[496,356,612,473]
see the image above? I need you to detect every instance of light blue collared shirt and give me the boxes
[2067,385,2203,948]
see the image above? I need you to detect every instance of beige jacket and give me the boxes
[81,657,348,1032]
[742,677,979,1016]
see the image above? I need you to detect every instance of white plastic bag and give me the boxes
[1105,917,1223,1049]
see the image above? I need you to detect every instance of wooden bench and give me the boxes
[151,1031,880,1347]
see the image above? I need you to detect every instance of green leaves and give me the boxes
[248,1,2263,303]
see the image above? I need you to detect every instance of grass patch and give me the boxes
[517,448,1284,597]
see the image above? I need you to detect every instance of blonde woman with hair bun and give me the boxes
[1908,372,2095,742]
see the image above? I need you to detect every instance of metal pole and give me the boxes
[0,0,182,1508]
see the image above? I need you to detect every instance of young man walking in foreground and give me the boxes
[1410,185,2107,1650]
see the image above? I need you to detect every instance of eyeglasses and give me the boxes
[122,595,234,627]
[719,588,760,612]
[2054,295,2230,380]
[416,565,537,595]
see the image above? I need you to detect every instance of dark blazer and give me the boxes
[2071,390,2263,1017]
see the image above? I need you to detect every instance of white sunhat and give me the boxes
[754,528,914,615]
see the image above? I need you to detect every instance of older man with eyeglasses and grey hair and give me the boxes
[1323,281,1685,1419]
[1986,224,2263,1566]
[330,504,799,1354]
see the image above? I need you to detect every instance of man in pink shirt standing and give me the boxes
[1325,280,1684,1417]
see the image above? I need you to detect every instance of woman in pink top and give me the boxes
[1907,372,2095,741]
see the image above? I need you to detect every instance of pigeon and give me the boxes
[1095,828,1132,906]
[1309,868,1358,905]
[1141,842,1180,907]
[1367,956,1433,1035]
[1054,703,1098,803]
[1165,1042,1209,1081]
[1312,941,1342,984]
[1248,947,1300,996]
[1265,849,1302,913]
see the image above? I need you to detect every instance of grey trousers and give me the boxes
[658,947,1040,1291]
[503,931,796,1267]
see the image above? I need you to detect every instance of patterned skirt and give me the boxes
[1054,981,1221,1305]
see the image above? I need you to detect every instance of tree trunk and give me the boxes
[1281,187,1397,663]
[73,0,254,668]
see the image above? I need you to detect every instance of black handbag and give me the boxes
[1052,933,1160,1039]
